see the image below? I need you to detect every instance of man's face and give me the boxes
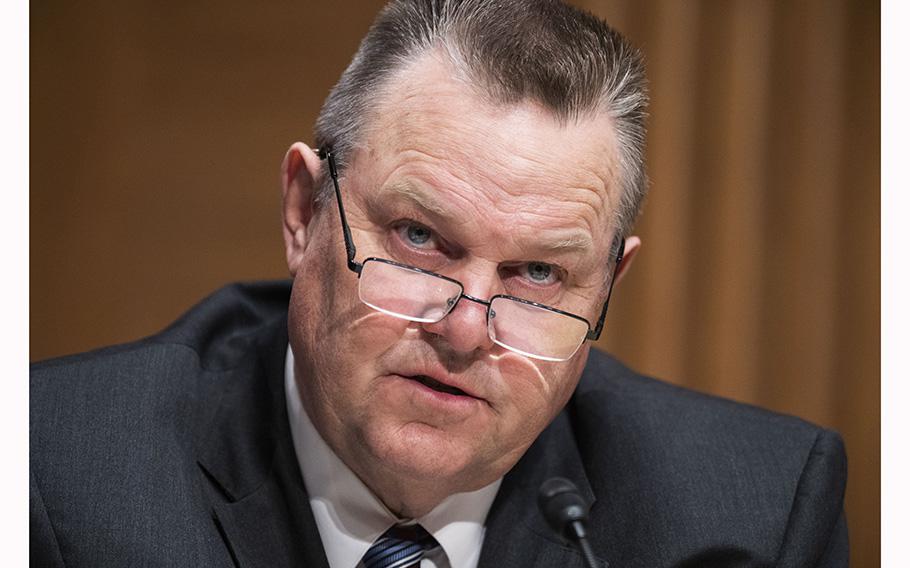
[285,54,629,512]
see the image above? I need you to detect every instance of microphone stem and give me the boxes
[570,520,599,568]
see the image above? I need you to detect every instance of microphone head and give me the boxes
[537,477,591,539]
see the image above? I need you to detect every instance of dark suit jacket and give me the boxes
[30,281,848,567]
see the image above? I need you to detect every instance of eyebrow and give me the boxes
[379,180,451,217]
[377,180,595,256]
[538,232,594,254]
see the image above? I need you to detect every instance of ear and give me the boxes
[614,235,641,285]
[281,142,323,276]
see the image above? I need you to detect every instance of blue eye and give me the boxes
[406,224,432,245]
[527,262,552,282]
[515,261,561,287]
[395,222,439,251]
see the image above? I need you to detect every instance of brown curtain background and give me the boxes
[30,1,880,565]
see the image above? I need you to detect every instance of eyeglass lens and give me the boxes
[359,260,462,323]
[487,297,588,361]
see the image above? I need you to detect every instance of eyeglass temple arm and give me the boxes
[316,147,363,274]
[586,238,625,341]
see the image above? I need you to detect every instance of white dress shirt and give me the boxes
[285,347,502,568]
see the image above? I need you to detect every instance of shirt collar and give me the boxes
[285,345,501,568]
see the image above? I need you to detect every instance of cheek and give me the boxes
[288,247,415,443]
[343,311,413,360]
[289,244,412,398]
[494,355,583,439]
[294,293,403,366]
[288,240,344,358]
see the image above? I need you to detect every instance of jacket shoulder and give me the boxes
[29,280,292,565]
[573,349,847,566]
[576,348,841,447]
[31,279,292,374]
[32,279,289,430]
[31,280,291,434]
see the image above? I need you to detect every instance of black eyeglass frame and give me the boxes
[316,147,624,343]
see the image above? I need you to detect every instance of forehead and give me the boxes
[352,53,622,245]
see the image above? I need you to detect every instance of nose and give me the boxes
[421,291,495,356]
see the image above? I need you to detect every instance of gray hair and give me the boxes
[314,0,648,239]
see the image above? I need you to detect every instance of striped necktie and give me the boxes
[359,523,439,568]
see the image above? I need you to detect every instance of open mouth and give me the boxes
[409,374,470,397]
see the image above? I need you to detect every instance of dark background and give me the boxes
[31,0,880,564]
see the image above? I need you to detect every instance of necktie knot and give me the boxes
[360,523,438,568]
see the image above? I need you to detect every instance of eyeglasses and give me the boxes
[316,147,624,362]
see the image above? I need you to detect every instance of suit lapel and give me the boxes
[478,410,609,568]
[196,320,329,568]
[206,443,329,568]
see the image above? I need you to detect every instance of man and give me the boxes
[30,0,848,566]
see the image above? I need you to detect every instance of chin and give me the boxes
[364,420,489,486]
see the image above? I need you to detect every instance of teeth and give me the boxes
[413,375,467,396]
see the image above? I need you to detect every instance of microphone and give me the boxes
[538,477,600,568]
